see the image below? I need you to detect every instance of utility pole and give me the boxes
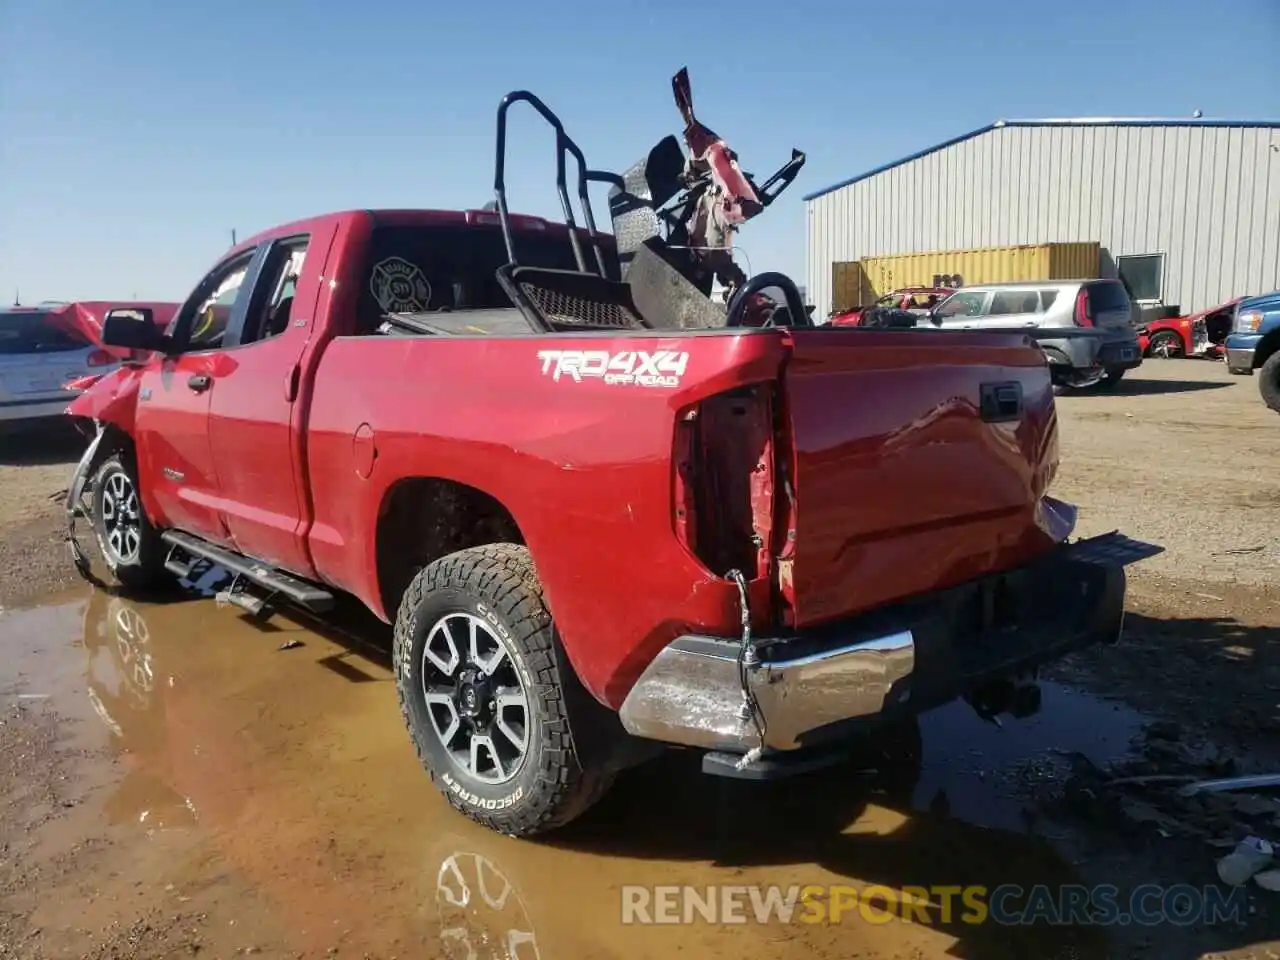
[231,228,237,246]
[12,289,18,306]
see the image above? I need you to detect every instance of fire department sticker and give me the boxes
[370,257,431,313]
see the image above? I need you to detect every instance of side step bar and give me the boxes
[1060,530,1164,567]
[160,530,335,613]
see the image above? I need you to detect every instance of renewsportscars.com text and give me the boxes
[620,883,1249,927]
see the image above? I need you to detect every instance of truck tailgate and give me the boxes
[782,328,1066,628]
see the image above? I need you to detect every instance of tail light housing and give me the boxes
[1073,288,1094,327]
[86,348,115,367]
[672,384,794,626]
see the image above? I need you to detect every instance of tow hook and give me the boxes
[965,677,1043,726]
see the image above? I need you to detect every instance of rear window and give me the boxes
[355,224,596,334]
[0,311,87,355]
[1087,281,1131,314]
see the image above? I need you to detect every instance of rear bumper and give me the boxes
[1095,337,1144,370]
[618,531,1162,761]
[1038,331,1142,371]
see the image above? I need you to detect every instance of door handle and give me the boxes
[188,374,212,393]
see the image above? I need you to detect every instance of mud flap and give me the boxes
[64,422,111,588]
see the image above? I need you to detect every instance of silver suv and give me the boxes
[925,279,1142,390]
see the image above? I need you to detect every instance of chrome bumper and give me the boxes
[617,631,915,753]
[1226,346,1255,373]
[618,531,1163,758]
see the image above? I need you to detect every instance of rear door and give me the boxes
[0,309,95,417]
[134,248,261,545]
[979,288,1046,332]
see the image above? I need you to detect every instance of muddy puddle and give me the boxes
[0,583,1215,959]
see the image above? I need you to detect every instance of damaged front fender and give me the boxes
[64,366,145,586]
[66,365,144,433]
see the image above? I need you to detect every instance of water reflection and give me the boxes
[436,850,541,960]
[81,590,199,830]
[60,585,1143,958]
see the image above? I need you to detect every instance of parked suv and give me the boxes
[927,279,1142,390]
[0,302,178,429]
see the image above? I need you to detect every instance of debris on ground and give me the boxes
[1217,836,1274,886]
[1056,722,1280,856]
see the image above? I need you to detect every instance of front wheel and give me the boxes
[393,543,615,836]
[1259,352,1280,414]
[90,451,169,590]
[1146,330,1184,359]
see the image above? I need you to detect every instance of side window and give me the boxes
[990,290,1041,315]
[174,252,256,352]
[937,291,988,320]
[243,238,309,345]
[1039,290,1060,310]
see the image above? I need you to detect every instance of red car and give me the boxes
[828,287,953,326]
[1139,297,1241,359]
[59,77,1158,839]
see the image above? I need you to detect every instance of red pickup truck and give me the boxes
[62,74,1159,838]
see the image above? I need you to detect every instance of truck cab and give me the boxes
[1224,289,1280,414]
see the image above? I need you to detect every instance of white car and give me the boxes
[0,303,173,427]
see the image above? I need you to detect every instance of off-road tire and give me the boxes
[393,543,615,836]
[90,451,168,590]
[1260,351,1280,415]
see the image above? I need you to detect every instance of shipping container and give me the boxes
[830,241,1100,313]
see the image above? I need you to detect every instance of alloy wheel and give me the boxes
[100,471,142,565]
[420,612,530,785]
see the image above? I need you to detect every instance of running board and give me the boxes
[160,530,335,612]
[1060,530,1164,567]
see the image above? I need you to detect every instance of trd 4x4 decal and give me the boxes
[536,349,689,387]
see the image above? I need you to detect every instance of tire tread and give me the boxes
[392,543,614,836]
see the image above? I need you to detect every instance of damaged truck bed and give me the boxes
[61,68,1161,837]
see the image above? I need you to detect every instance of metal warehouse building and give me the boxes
[804,118,1280,319]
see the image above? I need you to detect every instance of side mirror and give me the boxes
[102,308,169,353]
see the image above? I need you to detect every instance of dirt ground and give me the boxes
[2,358,1279,960]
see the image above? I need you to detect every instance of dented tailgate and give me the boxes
[781,328,1071,628]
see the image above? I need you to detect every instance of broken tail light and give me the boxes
[672,383,795,627]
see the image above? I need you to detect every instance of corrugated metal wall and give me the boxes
[806,123,1280,317]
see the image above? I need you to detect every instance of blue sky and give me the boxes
[2,0,1277,304]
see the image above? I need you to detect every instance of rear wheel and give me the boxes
[1095,366,1126,391]
[90,452,168,590]
[1259,352,1280,415]
[393,543,615,836]
[1146,330,1184,359]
